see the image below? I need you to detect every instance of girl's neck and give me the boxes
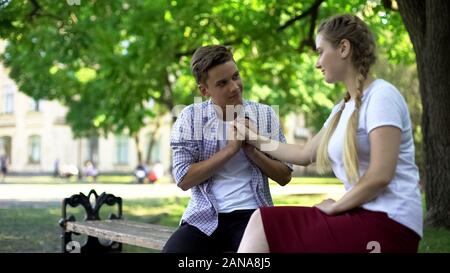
[345,75,374,99]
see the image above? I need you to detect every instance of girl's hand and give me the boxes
[314,198,339,215]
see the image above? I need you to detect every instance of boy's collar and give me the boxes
[205,99,251,121]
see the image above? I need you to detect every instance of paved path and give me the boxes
[0,183,345,203]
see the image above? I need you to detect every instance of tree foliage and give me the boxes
[0,0,414,136]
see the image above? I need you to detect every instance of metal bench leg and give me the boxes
[59,189,123,253]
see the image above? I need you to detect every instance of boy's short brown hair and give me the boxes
[190,45,234,85]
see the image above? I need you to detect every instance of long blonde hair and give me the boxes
[316,14,376,183]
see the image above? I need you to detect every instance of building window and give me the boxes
[150,138,161,163]
[2,84,15,114]
[29,99,43,112]
[85,137,99,165]
[28,135,41,164]
[116,135,128,164]
[0,136,12,162]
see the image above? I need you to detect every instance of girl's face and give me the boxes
[315,33,349,84]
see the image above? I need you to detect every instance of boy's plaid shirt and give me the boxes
[171,99,292,235]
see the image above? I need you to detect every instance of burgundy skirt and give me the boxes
[260,206,420,253]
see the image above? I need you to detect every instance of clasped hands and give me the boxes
[231,117,259,143]
[224,117,259,155]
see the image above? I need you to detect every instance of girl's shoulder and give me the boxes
[365,79,403,101]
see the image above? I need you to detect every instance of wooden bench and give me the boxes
[59,189,176,253]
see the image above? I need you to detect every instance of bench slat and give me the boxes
[65,220,176,250]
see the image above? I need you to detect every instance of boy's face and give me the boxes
[199,61,243,119]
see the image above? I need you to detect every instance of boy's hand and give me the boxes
[242,142,256,156]
[242,142,262,164]
[234,117,258,142]
[226,123,243,153]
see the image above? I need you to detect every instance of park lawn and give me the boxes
[272,177,342,185]
[4,175,339,185]
[0,194,449,253]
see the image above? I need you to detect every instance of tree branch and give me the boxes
[28,0,64,22]
[175,37,243,59]
[28,0,42,21]
[175,48,197,59]
[298,6,319,53]
[277,0,325,32]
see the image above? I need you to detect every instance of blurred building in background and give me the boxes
[0,41,171,175]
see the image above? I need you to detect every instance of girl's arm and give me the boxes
[236,119,326,166]
[315,125,402,215]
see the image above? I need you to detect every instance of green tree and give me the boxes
[0,0,410,133]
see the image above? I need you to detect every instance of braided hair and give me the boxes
[315,14,376,183]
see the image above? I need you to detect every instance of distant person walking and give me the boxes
[53,158,60,178]
[1,154,8,182]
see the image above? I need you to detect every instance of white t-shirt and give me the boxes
[324,79,423,237]
[211,121,258,213]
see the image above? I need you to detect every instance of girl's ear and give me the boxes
[198,84,209,97]
[339,39,351,59]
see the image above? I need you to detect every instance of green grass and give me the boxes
[0,192,449,253]
[273,194,327,206]
[419,228,450,253]
[270,176,341,186]
[4,175,337,185]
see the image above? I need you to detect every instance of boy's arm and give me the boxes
[177,144,240,191]
[171,108,243,191]
[243,144,292,186]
